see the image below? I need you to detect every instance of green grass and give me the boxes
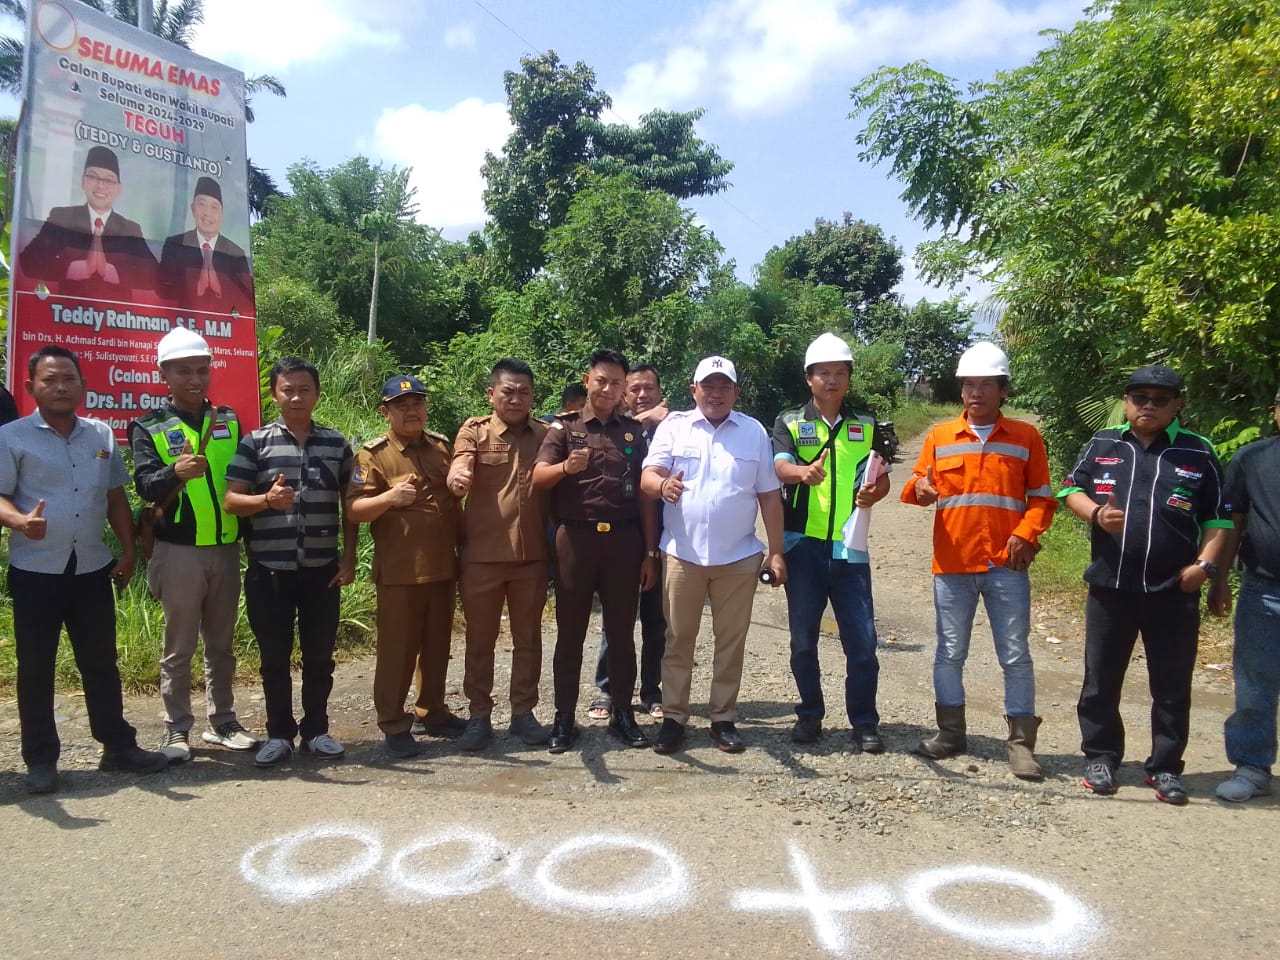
[1030,513,1091,597]
[887,399,955,440]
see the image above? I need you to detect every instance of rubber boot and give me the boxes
[1006,715,1044,781]
[916,703,966,759]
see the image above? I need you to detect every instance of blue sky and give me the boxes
[6,0,1092,302]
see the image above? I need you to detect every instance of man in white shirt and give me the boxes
[641,356,787,754]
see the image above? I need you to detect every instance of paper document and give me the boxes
[841,452,886,553]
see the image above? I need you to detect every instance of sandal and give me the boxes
[644,702,664,719]
[587,697,612,720]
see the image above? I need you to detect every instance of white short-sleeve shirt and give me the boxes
[643,408,781,566]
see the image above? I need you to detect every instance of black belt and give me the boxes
[560,518,637,533]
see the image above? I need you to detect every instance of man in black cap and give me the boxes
[1058,364,1232,804]
[18,146,157,299]
[159,177,254,315]
[347,374,465,758]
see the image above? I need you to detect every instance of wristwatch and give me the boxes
[646,549,661,559]
[1196,559,1220,579]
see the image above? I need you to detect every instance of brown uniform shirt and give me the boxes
[453,414,549,564]
[350,429,460,585]
[535,409,648,523]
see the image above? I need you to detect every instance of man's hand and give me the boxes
[1208,578,1233,617]
[1005,534,1038,571]
[661,470,685,503]
[449,454,475,497]
[112,550,136,587]
[799,449,828,486]
[564,447,590,475]
[386,475,419,508]
[1095,494,1125,534]
[855,475,889,509]
[914,467,939,506]
[764,551,787,586]
[173,438,208,480]
[633,404,669,426]
[65,258,93,282]
[99,260,119,285]
[21,499,47,540]
[640,554,658,591]
[265,472,296,511]
[1178,562,1209,594]
[329,555,356,588]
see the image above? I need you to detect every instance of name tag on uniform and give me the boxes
[798,422,817,438]
[95,448,111,459]
[847,423,865,442]
[211,422,232,440]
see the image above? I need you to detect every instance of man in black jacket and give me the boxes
[159,177,254,316]
[18,146,157,300]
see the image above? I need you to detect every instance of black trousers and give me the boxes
[595,567,666,703]
[10,562,136,767]
[553,523,642,716]
[1078,585,1199,774]
[244,562,339,741]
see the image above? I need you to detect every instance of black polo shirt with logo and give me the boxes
[1058,420,1232,592]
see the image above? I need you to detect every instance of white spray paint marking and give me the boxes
[528,834,691,915]
[385,828,514,901]
[731,841,897,954]
[902,865,1099,956]
[240,824,383,903]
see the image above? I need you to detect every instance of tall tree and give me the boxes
[582,109,733,198]
[763,213,904,315]
[851,0,1280,456]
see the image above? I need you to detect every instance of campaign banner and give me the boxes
[6,0,260,438]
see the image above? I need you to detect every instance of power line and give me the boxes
[472,0,540,55]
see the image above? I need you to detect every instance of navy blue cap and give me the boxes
[1125,364,1183,393]
[380,374,428,402]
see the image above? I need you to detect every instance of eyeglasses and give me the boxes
[1127,392,1177,409]
[83,173,119,187]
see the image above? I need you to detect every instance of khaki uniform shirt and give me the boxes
[536,409,648,523]
[453,414,548,564]
[350,429,459,585]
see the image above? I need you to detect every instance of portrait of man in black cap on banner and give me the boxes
[18,145,158,300]
[159,176,255,316]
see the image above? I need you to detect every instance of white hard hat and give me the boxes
[804,332,854,369]
[955,341,1010,378]
[693,355,737,383]
[157,327,212,366]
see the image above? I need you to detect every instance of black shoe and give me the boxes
[1146,771,1189,806]
[25,763,58,794]
[709,721,745,754]
[653,718,686,755]
[791,717,822,743]
[459,716,493,752]
[384,731,423,758]
[421,713,468,738]
[853,725,885,754]
[607,708,650,748]
[410,717,428,736]
[1083,759,1118,796]
[548,713,580,754]
[98,745,169,775]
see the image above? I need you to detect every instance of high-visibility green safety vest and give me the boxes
[142,405,240,546]
[780,408,876,542]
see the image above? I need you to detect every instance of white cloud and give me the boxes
[613,0,1086,117]
[370,98,511,230]
[443,22,477,50]
[195,0,401,73]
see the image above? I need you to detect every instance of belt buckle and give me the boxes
[596,521,612,533]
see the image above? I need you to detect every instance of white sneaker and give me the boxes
[159,728,191,764]
[1216,765,1272,802]
[202,720,260,751]
[301,734,345,759]
[254,738,293,768]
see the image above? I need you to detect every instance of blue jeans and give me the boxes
[1224,573,1280,773]
[933,566,1035,716]
[784,537,879,726]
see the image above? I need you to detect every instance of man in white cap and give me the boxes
[641,356,786,753]
[130,327,258,762]
[772,333,892,752]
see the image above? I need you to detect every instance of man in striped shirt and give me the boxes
[224,357,356,768]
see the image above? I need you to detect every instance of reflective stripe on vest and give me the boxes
[784,413,875,541]
[144,409,240,546]
[936,492,1026,513]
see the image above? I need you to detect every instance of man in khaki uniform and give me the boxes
[448,358,551,751]
[348,374,463,758]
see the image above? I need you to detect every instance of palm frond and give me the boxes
[245,74,286,98]
[1076,394,1124,432]
[0,1,27,23]
[0,35,24,97]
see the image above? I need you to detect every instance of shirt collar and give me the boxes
[581,406,620,426]
[1112,417,1183,445]
[690,407,741,428]
[488,415,530,440]
[271,417,316,444]
[30,407,83,439]
[86,204,113,226]
[951,412,1005,437]
[802,399,849,423]
[388,429,426,452]
[196,231,219,249]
